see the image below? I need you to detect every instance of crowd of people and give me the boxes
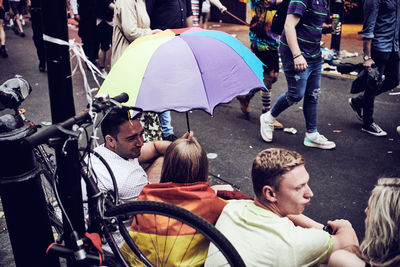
[238,0,400,146]
[86,106,399,266]
[0,0,29,58]
[81,0,398,265]
[1,0,399,265]
[67,0,400,265]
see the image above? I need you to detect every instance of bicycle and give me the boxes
[0,77,245,267]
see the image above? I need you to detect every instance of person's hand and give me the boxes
[327,219,353,234]
[219,5,227,13]
[151,29,162,35]
[363,58,374,71]
[74,14,80,22]
[332,22,342,35]
[294,55,307,72]
[181,131,194,139]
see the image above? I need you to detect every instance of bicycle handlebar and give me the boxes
[25,93,129,147]
[109,92,129,103]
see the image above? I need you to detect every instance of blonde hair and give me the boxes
[251,148,304,199]
[160,137,208,183]
[359,178,400,267]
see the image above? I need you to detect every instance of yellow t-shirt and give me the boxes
[206,200,333,267]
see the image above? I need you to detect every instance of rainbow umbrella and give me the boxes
[98,27,266,127]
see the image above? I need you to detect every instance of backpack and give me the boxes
[271,0,291,35]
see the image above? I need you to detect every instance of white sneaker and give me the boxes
[260,113,274,142]
[304,132,336,150]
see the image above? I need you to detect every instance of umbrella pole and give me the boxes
[185,112,191,133]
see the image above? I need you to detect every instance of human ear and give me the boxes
[262,185,277,202]
[105,135,115,148]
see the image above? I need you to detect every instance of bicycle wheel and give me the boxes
[34,145,63,237]
[104,201,245,267]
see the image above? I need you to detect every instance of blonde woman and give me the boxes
[329,178,400,267]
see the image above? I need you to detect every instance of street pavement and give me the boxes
[0,19,399,266]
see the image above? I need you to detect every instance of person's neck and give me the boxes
[104,144,129,160]
[253,197,285,217]
[105,143,115,153]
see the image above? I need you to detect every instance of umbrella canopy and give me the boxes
[98,27,266,115]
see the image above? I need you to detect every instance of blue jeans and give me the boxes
[159,111,174,137]
[271,53,322,133]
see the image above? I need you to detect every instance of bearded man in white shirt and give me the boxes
[87,108,172,203]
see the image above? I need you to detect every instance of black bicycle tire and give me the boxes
[34,145,64,236]
[104,200,245,267]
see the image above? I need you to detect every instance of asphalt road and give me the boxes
[0,20,399,266]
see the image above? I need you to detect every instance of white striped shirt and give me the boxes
[87,145,148,203]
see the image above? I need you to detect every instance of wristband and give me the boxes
[293,54,302,60]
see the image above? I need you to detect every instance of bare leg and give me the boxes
[98,49,106,68]
[0,19,7,58]
[262,70,283,129]
[14,13,24,34]
[145,156,164,183]
[0,19,5,45]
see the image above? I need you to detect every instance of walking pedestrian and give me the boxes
[95,0,114,76]
[8,0,25,37]
[0,0,8,57]
[348,0,400,137]
[236,0,284,131]
[260,0,336,149]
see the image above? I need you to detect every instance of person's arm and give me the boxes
[107,0,115,10]
[361,0,377,70]
[138,141,171,163]
[209,0,226,13]
[284,14,307,72]
[287,214,324,229]
[328,249,365,267]
[138,131,194,163]
[324,219,359,263]
[186,0,193,26]
[363,38,374,70]
[186,16,193,27]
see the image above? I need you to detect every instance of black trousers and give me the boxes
[355,49,399,125]
[31,8,46,64]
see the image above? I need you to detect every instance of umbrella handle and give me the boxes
[185,112,191,133]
